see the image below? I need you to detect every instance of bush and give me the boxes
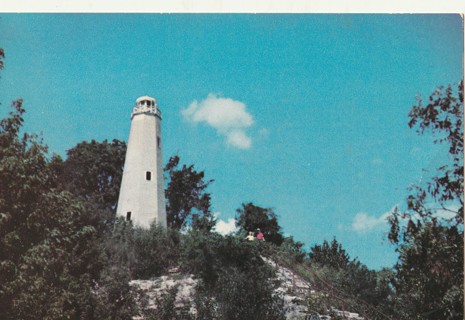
[182,231,285,320]
[133,223,181,278]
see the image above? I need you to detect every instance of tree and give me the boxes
[0,105,143,319]
[236,202,284,246]
[58,139,126,233]
[164,155,215,231]
[0,98,92,319]
[0,51,141,319]
[309,237,350,270]
[388,81,464,320]
[60,139,126,211]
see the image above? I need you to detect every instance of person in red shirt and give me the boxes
[256,228,265,241]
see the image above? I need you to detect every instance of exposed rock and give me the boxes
[130,274,197,311]
[130,259,364,320]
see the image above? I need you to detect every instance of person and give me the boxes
[245,231,255,241]
[256,228,265,241]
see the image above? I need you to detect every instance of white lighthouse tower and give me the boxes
[116,96,167,228]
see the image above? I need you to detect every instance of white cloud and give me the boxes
[226,129,252,149]
[181,94,255,149]
[351,211,391,234]
[214,217,237,236]
[350,204,460,235]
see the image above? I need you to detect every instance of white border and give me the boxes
[1,0,464,13]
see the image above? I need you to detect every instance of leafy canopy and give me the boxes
[309,237,350,270]
[388,81,464,320]
[60,139,126,212]
[0,50,142,320]
[236,202,284,246]
[164,155,215,231]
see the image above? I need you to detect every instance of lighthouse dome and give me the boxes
[131,96,161,119]
[136,96,157,107]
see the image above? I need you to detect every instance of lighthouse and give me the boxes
[116,96,167,228]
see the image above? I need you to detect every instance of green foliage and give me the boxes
[145,285,179,320]
[182,231,285,320]
[61,139,126,207]
[0,59,141,319]
[0,100,59,240]
[59,139,126,232]
[165,155,215,231]
[93,265,142,320]
[181,231,235,287]
[388,82,464,320]
[1,192,99,320]
[279,236,306,263]
[235,202,284,246]
[305,238,394,318]
[107,219,182,279]
[192,285,218,319]
[194,266,285,320]
[0,99,83,319]
[306,292,331,316]
[133,223,181,278]
[343,260,390,307]
[309,237,349,270]
[106,217,138,274]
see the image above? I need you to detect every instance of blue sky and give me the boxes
[0,14,462,269]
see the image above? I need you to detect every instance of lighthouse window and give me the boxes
[126,212,131,221]
[146,171,152,181]
[157,136,161,148]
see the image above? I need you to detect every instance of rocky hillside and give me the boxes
[131,258,365,320]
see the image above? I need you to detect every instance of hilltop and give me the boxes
[129,253,367,320]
